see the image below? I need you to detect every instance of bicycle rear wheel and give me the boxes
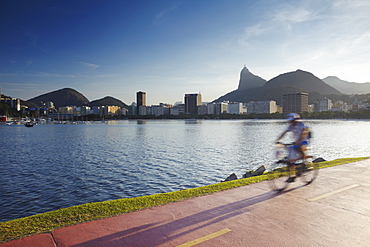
[269,163,290,192]
[300,158,319,184]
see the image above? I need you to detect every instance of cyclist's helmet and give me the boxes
[286,113,300,121]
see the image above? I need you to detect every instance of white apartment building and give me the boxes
[138,105,151,116]
[152,105,170,116]
[228,102,244,114]
[315,98,332,112]
[170,104,185,115]
[246,101,277,114]
[197,105,208,115]
[207,103,216,115]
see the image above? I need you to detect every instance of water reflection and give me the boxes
[184,119,203,124]
[137,120,147,124]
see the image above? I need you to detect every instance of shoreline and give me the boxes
[1,157,369,243]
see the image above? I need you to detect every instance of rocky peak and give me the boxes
[237,66,266,91]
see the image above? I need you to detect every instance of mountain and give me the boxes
[28,88,89,108]
[27,88,129,109]
[237,66,266,90]
[322,76,370,94]
[89,96,128,108]
[263,70,341,94]
[214,69,341,105]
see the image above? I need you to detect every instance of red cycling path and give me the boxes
[2,159,370,247]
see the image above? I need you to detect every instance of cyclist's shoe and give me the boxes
[286,176,296,183]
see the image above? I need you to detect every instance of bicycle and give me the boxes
[269,143,319,192]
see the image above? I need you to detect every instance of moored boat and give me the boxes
[24,122,35,127]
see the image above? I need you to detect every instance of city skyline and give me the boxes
[1,0,370,105]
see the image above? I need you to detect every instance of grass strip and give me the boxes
[1,157,369,243]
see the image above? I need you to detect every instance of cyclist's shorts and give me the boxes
[293,141,309,148]
[301,140,309,146]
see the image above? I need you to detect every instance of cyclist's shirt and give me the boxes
[286,121,309,145]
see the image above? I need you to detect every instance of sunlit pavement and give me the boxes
[2,159,370,247]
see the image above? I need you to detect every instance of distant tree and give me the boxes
[0,103,10,115]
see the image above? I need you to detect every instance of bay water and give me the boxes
[1,119,369,221]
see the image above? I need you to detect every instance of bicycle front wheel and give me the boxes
[300,158,319,184]
[269,163,290,192]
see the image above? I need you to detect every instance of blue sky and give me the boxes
[1,0,370,105]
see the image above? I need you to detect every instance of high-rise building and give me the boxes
[136,91,146,115]
[282,92,308,114]
[184,93,202,115]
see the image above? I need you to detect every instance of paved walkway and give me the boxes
[2,159,370,247]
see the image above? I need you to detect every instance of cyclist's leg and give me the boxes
[300,140,309,160]
[287,147,298,182]
[296,144,305,159]
[295,145,307,177]
[288,162,295,176]
[300,145,318,184]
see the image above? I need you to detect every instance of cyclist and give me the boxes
[275,113,310,182]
